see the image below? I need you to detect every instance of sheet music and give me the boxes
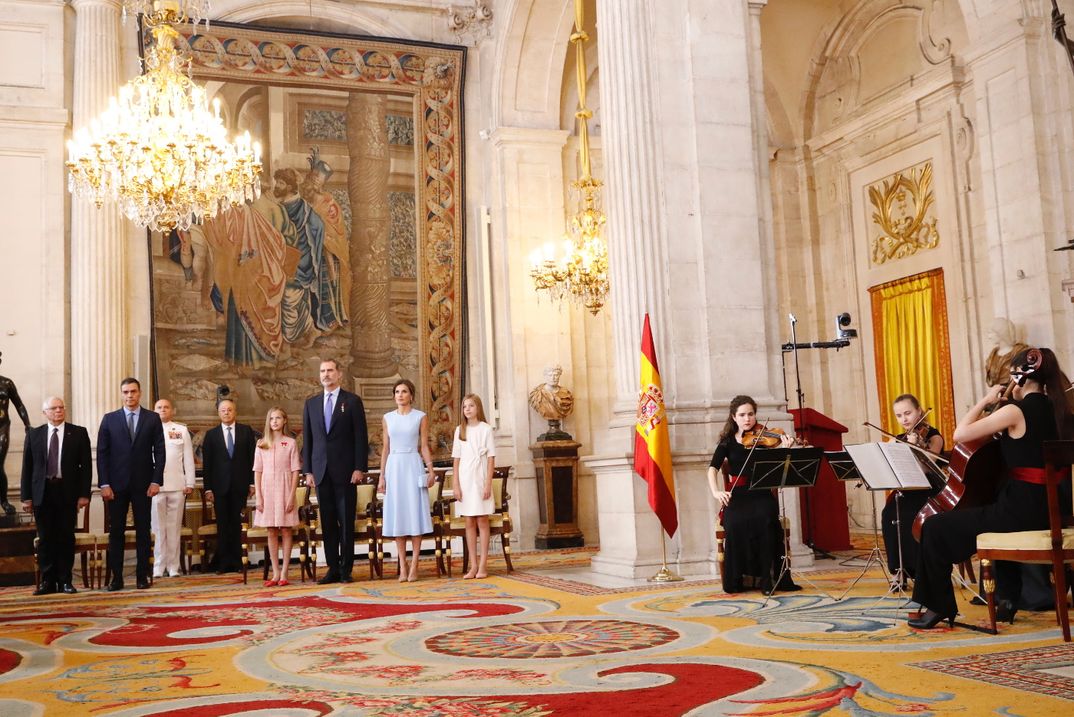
[844,443,900,489]
[843,442,932,490]
[878,442,933,489]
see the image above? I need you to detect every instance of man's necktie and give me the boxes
[127,411,135,439]
[324,393,334,432]
[46,428,59,479]
[226,426,234,458]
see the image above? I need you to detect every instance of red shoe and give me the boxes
[277,578,289,587]
[263,579,278,587]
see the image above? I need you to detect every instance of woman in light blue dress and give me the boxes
[378,378,435,581]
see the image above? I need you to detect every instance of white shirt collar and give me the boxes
[324,387,340,399]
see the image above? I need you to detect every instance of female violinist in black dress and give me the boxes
[909,348,1073,629]
[707,395,801,594]
[881,393,944,583]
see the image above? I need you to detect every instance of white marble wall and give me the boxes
[763,0,1074,529]
[0,0,68,503]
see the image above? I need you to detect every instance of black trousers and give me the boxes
[107,487,152,582]
[881,490,931,577]
[912,479,1049,618]
[34,482,77,585]
[213,488,246,571]
[315,476,356,576]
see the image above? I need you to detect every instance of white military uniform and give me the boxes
[152,420,196,577]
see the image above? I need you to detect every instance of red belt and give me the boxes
[1008,466,1071,485]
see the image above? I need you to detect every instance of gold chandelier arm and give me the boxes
[572,0,592,182]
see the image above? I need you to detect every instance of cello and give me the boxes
[910,349,1043,540]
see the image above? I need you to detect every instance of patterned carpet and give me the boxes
[0,547,1072,716]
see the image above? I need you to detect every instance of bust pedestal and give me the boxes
[530,440,585,549]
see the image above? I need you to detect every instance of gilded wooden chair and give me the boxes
[354,479,380,579]
[194,490,218,574]
[34,498,100,589]
[298,482,323,582]
[244,486,309,584]
[445,466,514,575]
[977,440,1074,640]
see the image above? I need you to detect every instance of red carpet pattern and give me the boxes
[0,548,1072,715]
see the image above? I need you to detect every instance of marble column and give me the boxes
[589,0,677,578]
[70,0,126,435]
[347,92,395,378]
[747,0,807,563]
[588,0,805,578]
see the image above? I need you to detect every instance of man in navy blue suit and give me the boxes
[98,377,164,590]
[302,359,368,583]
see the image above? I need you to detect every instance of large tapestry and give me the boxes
[148,21,466,460]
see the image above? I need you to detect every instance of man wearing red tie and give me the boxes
[20,397,92,595]
[302,359,368,583]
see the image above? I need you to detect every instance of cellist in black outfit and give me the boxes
[909,348,1074,629]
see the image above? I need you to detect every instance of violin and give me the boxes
[741,426,789,448]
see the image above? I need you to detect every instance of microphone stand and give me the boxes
[783,314,839,561]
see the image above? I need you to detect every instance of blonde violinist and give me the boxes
[880,394,944,585]
[707,395,801,594]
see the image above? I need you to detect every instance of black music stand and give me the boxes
[739,447,827,599]
[825,450,903,600]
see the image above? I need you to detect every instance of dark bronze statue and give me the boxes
[0,351,32,516]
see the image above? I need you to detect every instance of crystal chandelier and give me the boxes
[66,1,262,232]
[528,0,610,315]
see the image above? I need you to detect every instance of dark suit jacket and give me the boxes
[201,422,256,496]
[97,408,165,491]
[302,389,369,485]
[20,422,93,506]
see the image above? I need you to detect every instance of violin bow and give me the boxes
[862,421,950,465]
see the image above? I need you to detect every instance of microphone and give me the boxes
[789,313,797,324]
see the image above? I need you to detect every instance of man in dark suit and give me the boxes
[20,396,92,595]
[98,377,164,590]
[302,358,368,583]
[201,397,256,573]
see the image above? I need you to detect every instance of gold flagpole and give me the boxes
[647,527,683,582]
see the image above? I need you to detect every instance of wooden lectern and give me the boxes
[790,407,852,551]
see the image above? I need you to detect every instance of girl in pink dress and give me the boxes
[254,407,301,587]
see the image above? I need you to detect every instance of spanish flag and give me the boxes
[633,313,678,537]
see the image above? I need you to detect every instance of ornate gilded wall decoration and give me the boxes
[867,160,939,265]
[148,21,465,459]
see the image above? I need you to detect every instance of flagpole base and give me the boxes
[647,566,684,583]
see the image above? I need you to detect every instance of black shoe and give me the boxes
[106,581,124,592]
[995,599,1018,624]
[907,609,954,629]
[60,583,78,595]
[317,572,340,585]
[339,574,353,583]
[136,578,150,590]
[33,582,56,596]
[775,576,802,592]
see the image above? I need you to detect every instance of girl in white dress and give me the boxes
[378,379,436,582]
[451,394,496,579]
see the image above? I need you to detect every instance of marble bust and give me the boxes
[528,365,574,440]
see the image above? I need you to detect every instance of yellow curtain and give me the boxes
[869,269,955,444]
